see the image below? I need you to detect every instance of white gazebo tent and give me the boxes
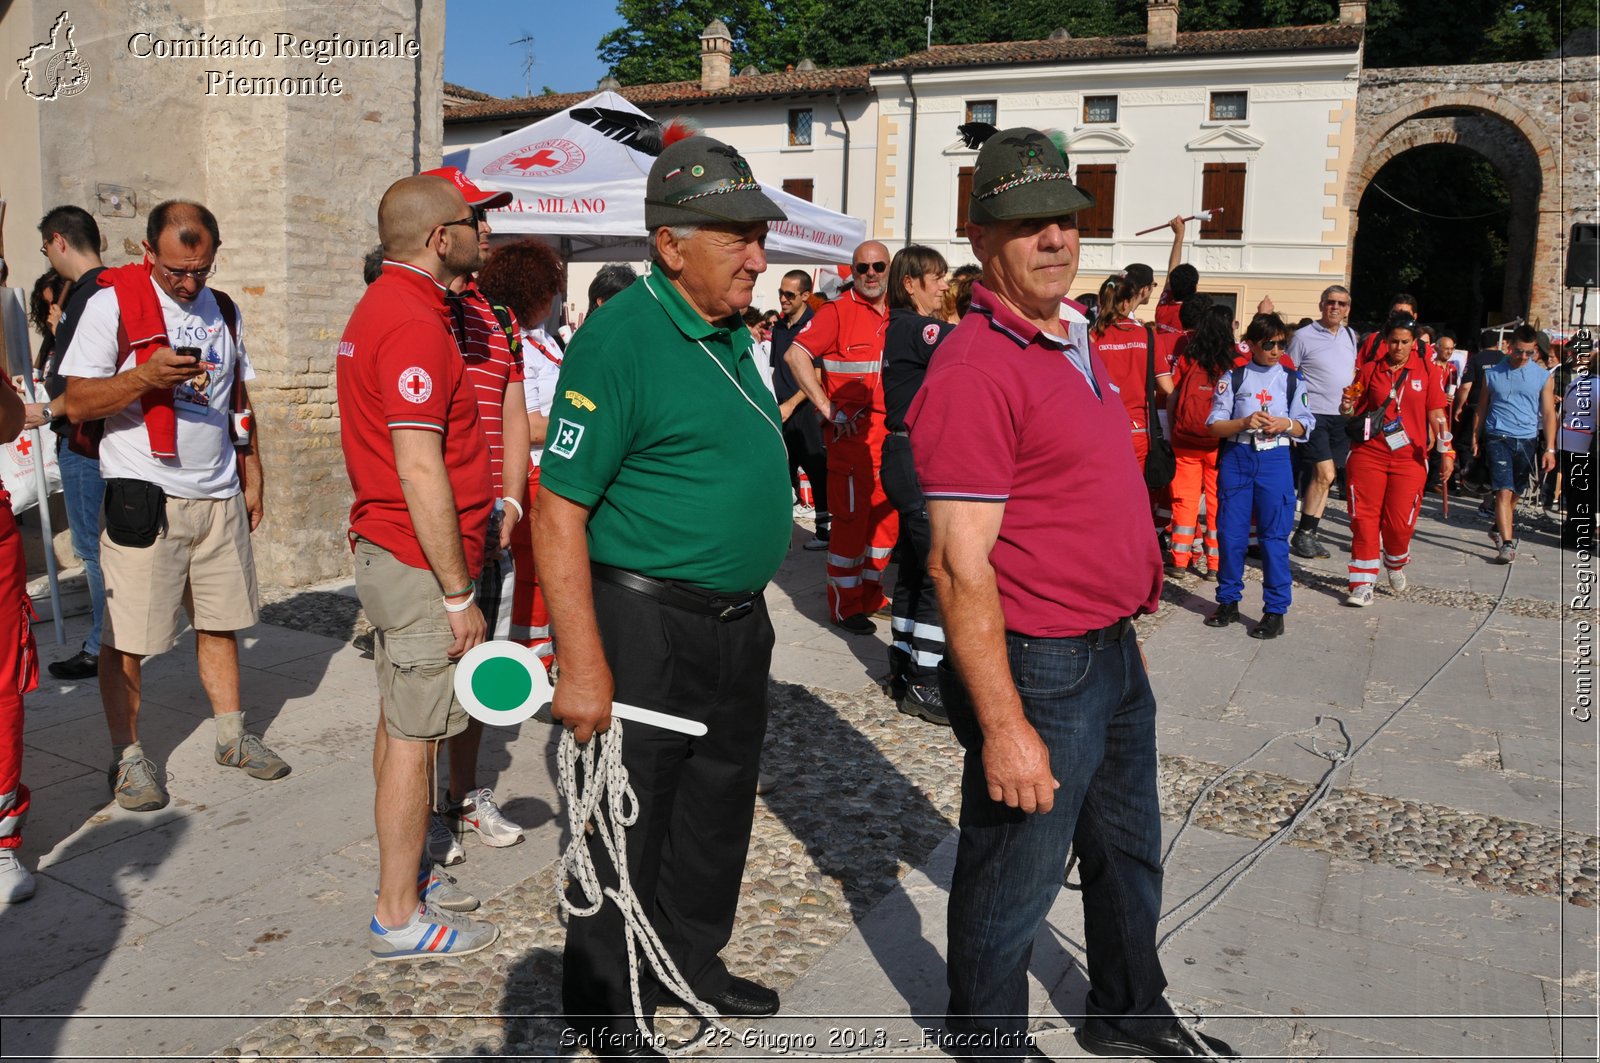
[442,91,865,265]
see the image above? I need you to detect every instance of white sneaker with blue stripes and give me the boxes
[369,901,498,961]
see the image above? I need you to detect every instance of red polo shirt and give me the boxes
[338,261,493,574]
[907,283,1162,638]
[1091,317,1164,432]
[789,288,889,437]
[1351,350,1448,464]
[1154,281,1183,332]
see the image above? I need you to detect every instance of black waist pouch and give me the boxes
[104,479,166,548]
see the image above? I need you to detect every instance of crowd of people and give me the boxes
[0,112,1589,1063]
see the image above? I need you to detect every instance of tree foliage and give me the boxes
[598,0,1597,83]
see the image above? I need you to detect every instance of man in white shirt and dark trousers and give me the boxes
[1287,286,1356,560]
[60,200,284,812]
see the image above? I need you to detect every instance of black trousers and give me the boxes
[562,577,773,1051]
[880,433,945,689]
[784,416,829,515]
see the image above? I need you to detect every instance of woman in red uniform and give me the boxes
[1091,275,1174,471]
[1164,309,1236,579]
[1341,314,1452,606]
[0,373,37,902]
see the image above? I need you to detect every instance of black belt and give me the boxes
[889,427,910,437]
[591,563,762,622]
[1078,616,1134,646]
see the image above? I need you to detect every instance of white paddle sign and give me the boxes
[452,642,708,737]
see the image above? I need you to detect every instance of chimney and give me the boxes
[700,19,733,92]
[1339,0,1367,26]
[1146,0,1178,51]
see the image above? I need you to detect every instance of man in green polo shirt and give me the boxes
[535,133,791,1062]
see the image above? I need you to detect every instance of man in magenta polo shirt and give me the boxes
[908,127,1238,1062]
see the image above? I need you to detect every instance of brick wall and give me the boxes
[1353,57,1598,330]
[21,0,444,588]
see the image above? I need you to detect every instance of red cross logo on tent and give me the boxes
[398,366,433,404]
[512,149,561,171]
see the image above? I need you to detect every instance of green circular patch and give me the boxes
[471,656,533,714]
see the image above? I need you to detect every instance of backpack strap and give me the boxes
[487,302,521,360]
[210,289,251,448]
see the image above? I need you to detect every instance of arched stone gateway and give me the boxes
[1348,56,1596,330]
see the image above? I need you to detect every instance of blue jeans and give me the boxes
[56,441,105,655]
[1484,433,1537,495]
[941,627,1172,1060]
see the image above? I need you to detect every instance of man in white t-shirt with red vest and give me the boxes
[60,200,284,813]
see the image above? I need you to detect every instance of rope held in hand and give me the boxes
[557,719,733,1055]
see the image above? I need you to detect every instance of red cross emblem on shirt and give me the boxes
[407,375,427,395]
[1254,388,1274,407]
[14,437,30,457]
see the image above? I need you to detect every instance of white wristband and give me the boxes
[443,595,474,613]
[501,496,524,520]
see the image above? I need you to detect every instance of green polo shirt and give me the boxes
[540,270,791,592]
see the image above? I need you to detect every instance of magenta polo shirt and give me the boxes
[906,283,1162,638]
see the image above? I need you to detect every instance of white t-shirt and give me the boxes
[58,280,253,499]
[520,326,564,467]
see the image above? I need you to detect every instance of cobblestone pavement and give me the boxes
[231,540,1597,1060]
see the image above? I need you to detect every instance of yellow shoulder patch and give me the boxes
[565,390,596,412]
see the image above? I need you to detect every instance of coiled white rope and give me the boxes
[557,719,734,1055]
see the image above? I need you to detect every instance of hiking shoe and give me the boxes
[1290,530,1330,559]
[0,849,36,903]
[215,732,291,780]
[109,753,169,812]
[1497,539,1517,564]
[418,862,479,912]
[1388,569,1408,593]
[1344,584,1375,608]
[1489,528,1503,549]
[897,683,949,727]
[447,788,524,848]
[802,534,829,551]
[369,901,498,961]
[428,812,465,867]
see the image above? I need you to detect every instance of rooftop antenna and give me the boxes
[510,32,536,97]
[926,0,934,50]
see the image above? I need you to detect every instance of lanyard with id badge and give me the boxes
[1377,368,1411,450]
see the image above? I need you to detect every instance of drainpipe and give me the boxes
[831,90,851,215]
[901,72,918,247]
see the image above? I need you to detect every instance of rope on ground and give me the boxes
[1155,562,1515,951]
[558,718,734,1056]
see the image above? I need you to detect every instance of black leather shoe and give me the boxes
[48,649,98,681]
[1076,1018,1239,1059]
[1249,612,1285,640]
[833,613,876,636]
[1288,529,1320,559]
[1203,602,1239,628]
[699,975,779,1018]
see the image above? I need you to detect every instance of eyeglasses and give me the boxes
[778,290,801,300]
[1259,339,1288,351]
[1323,298,1349,307]
[435,214,477,237]
[853,261,887,275]
[470,206,489,224]
[153,261,216,282]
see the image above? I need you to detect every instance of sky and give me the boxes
[444,0,622,98]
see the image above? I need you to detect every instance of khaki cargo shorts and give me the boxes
[353,538,468,742]
[101,493,260,657]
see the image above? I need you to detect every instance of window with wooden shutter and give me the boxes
[1200,163,1245,240]
[956,165,975,237]
[782,178,814,202]
[1074,164,1116,239]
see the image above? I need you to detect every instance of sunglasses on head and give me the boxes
[854,261,887,275]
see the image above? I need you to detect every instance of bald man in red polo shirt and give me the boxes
[784,241,898,634]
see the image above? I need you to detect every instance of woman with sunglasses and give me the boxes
[880,245,952,724]
[1339,313,1452,606]
[1203,313,1313,639]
